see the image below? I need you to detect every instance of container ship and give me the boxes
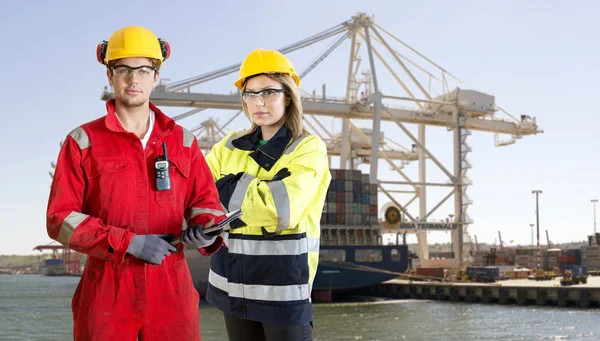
[39,258,66,276]
[185,168,409,302]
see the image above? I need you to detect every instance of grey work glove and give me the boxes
[127,234,177,265]
[181,221,218,249]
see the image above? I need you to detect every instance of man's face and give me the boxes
[107,57,159,109]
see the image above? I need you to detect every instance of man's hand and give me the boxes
[127,234,177,265]
[181,219,219,249]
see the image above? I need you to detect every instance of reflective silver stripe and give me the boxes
[209,269,229,292]
[225,134,235,150]
[68,127,90,150]
[308,237,320,253]
[243,282,309,302]
[268,181,290,231]
[219,204,232,230]
[190,208,225,219]
[182,218,188,231]
[228,173,254,212]
[209,269,309,302]
[58,212,89,246]
[228,237,319,256]
[222,232,229,246]
[283,135,309,155]
[182,128,194,147]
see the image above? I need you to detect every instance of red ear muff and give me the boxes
[158,39,170,61]
[96,41,108,65]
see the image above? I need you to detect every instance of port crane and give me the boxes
[97,13,542,270]
[33,242,83,275]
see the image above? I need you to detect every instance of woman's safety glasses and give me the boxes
[242,88,285,104]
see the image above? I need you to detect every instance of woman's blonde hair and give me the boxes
[240,73,305,139]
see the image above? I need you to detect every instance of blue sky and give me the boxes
[1,0,599,254]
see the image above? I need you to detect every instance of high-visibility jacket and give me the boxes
[205,125,331,325]
[46,99,225,340]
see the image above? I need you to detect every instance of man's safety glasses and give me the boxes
[111,65,156,79]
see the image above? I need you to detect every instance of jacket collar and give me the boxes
[232,125,292,171]
[104,99,175,139]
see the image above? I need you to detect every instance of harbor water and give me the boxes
[1,275,599,340]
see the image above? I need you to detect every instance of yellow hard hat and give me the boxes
[234,48,300,90]
[96,26,170,66]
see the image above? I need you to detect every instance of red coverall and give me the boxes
[47,99,225,340]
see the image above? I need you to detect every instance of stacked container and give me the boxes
[582,247,600,270]
[321,169,378,227]
[515,254,533,269]
[546,249,561,270]
[494,249,516,265]
[557,249,582,269]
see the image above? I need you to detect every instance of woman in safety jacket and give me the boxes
[46,26,226,341]
[204,48,331,341]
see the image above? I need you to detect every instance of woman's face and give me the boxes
[243,75,288,132]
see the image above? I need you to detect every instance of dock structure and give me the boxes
[358,277,600,308]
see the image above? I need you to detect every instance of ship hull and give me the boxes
[184,244,408,302]
[39,259,66,276]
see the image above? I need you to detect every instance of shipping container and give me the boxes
[557,255,575,264]
[324,169,377,227]
[416,267,444,278]
[45,259,64,266]
[516,249,536,256]
[370,205,378,217]
[583,258,600,267]
[361,174,369,183]
[563,265,588,277]
[466,266,500,282]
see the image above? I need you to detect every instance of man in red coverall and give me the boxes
[46,26,225,341]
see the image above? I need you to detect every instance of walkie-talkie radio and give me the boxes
[155,142,171,191]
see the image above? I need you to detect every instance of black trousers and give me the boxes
[223,313,313,341]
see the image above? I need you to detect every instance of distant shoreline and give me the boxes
[0,269,39,275]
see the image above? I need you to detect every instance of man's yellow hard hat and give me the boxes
[97,26,170,66]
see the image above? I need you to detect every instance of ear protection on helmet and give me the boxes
[158,38,170,61]
[96,40,108,65]
[96,38,170,65]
